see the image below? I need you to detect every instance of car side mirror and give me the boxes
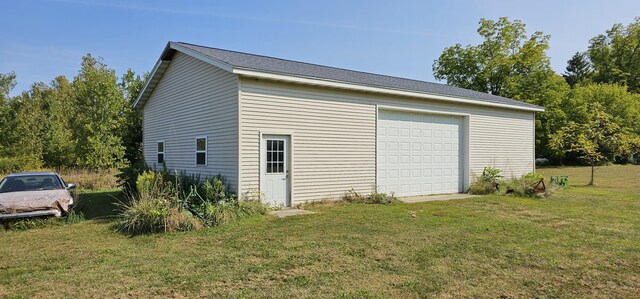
[67,183,76,190]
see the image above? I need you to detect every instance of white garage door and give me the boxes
[377,109,463,196]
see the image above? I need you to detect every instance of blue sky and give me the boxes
[2,0,639,96]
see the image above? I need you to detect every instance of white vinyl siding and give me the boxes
[142,52,239,191]
[239,78,534,203]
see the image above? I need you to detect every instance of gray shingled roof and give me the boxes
[174,42,543,110]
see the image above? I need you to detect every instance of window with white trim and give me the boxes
[157,141,165,164]
[195,137,207,166]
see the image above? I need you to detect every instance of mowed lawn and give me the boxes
[1,166,640,298]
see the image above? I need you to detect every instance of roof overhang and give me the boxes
[134,42,544,112]
[233,68,544,112]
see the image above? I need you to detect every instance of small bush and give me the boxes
[185,176,268,227]
[468,167,503,195]
[467,178,496,195]
[342,188,366,203]
[481,167,503,182]
[200,175,233,203]
[369,190,395,204]
[117,160,150,193]
[342,187,395,204]
[522,171,543,182]
[499,178,536,197]
[135,170,161,194]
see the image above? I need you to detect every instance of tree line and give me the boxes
[0,55,144,172]
[1,17,639,174]
[433,17,640,169]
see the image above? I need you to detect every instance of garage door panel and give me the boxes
[377,110,463,197]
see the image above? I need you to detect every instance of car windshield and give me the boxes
[0,175,64,193]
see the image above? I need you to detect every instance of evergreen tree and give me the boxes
[119,69,145,165]
[563,52,592,87]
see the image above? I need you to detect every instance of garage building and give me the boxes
[134,42,544,207]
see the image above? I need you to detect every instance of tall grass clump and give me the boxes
[116,171,202,234]
[117,170,269,234]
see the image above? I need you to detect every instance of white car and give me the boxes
[0,172,76,220]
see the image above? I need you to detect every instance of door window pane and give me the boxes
[266,139,285,174]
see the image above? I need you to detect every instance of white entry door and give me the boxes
[377,109,463,196]
[261,135,290,207]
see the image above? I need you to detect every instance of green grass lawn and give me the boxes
[1,165,640,298]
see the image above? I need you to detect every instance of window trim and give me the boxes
[157,140,165,164]
[195,136,207,166]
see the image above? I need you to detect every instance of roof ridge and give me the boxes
[171,41,542,110]
[175,41,480,93]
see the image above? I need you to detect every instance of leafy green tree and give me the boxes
[588,17,640,93]
[9,84,49,166]
[567,83,640,134]
[563,52,593,87]
[42,76,76,167]
[619,134,640,164]
[72,54,127,169]
[0,72,17,154]
[120,69,145,165]
[432,17,571,158]
[550,103,625,185]
[433,17,553,97]
[0,72,15,102]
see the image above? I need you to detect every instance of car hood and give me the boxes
[0,190,72,214]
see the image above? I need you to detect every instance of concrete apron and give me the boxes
[398,193,479,203]
[269,208,317,218]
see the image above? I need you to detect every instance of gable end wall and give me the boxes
[142,52,239,191]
